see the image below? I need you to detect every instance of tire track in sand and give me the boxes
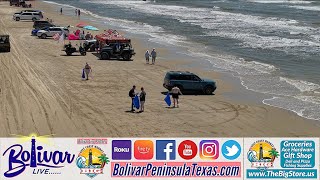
[0,15,80,136]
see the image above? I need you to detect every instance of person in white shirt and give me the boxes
[145,50,150,64]
[84,63,91,80]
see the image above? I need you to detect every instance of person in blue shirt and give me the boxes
[151,48,157,65]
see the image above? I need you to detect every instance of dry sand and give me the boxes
[0,1,320,137]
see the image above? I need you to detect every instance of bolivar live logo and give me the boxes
[2,136,75,178]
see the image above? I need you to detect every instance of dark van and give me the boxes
[33,20,55,29]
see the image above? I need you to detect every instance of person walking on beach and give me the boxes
[60,8,63,15]
[139,87,146,112]
[78,9,81,18]
[84,63,91,80]
[75,9,78,16]
[171,85,182,108]
[145,50,150,64]
[129,85,136,112]
[151,48,157,65]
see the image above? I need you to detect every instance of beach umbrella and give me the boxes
[76,22,88,28]
[83,25,99,31]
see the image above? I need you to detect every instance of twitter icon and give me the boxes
[221,140,241,160]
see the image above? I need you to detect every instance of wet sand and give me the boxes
[0,1,319,137]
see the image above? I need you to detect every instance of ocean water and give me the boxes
[42,0,320,120]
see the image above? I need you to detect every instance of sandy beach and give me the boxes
[0,1,319,137]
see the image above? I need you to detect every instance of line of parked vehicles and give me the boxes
[11,9,137,59]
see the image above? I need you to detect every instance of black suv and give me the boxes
[163,71,217,94]
[33,20,55,29]
[100,41,135,61]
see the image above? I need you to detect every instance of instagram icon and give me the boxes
[199,140,219,160]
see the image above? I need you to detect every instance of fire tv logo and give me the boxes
[134,140,154,160]
[178,140,197,160]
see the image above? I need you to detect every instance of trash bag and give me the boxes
[82,69,85,79]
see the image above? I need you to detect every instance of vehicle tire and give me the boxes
[81,52,86,56]
[41,34,47,39]
[66,51,72,56]
[122,53,131,61]
[6,47,10,52]
[89,44,95,52]
[100,53,110,60]
[204,85,214,95]
[32,17,36,22]
[83,44,88,51]
[15,17,20,21]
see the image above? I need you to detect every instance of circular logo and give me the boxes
[178,140,197,160]
[222,140,241,160]
[247,140,278,170]
[76,145,109,178]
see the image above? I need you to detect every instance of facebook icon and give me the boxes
[156,140,176,160]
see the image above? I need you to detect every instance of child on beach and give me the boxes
[151,48,157,65]
[139,87,146,112]
[84,63,92,80]
[171,86,182,108]
[145,50,150,64]
[79,31,84,40]
[129,85,136,112]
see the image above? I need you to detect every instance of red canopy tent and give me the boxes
[95,34,129,42]
[95,32,131,51]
